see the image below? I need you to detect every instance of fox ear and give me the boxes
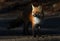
[32,4,35,9]
[38,6,41,8]
[38,6,42,10]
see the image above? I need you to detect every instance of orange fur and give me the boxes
[29,5,42,30]
[29,13,35,30]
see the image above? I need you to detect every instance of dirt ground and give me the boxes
[0,35,60,41]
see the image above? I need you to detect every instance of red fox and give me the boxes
[29,3,42,37]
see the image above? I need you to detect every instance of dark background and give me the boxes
[0,0,60,36]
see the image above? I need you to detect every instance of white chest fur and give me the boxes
[33,16,40,24]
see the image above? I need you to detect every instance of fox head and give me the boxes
[32,4,42,16]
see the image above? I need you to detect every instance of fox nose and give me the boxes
[33,13,41,17]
